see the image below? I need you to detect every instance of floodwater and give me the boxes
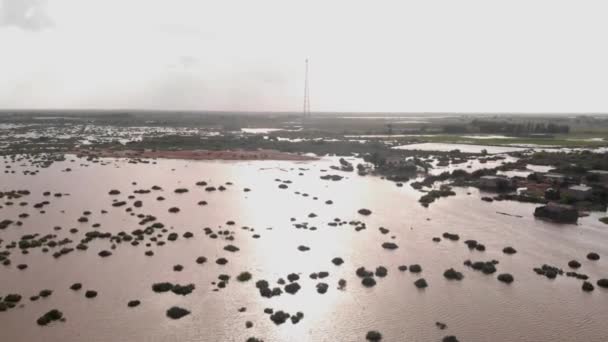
[241,128,284,134]
[337,116,455,120]
[394,143,528,154]
[461,135,512,140]
[424,155,521,177]
[1,156,607,342]
[344,135,435,138]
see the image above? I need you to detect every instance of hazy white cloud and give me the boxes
[0,0,52,31]
[1,0,608,112]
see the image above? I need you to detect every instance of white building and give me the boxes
[564,184,592,200]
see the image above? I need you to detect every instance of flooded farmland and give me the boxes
[1,154,607,342]
[4,0,608,338]
[393,143,528,154]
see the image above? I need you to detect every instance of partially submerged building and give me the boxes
[534,202,579,223]
[543,173,566,184]
[589,170,608,184]
[479,175,511,191]
[563,184,593,201]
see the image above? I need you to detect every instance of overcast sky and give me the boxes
[1,0,607,112]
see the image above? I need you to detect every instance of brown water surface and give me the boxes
[0,156,607,342]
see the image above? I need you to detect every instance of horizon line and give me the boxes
[0,109,608,116]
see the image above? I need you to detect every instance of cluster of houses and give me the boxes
[477,169,608,223]
[527,170,607,200]
[479,170,608,199]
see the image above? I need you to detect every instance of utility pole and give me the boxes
[303,59,310,118]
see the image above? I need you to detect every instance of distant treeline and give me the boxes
[443,120,570,135]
